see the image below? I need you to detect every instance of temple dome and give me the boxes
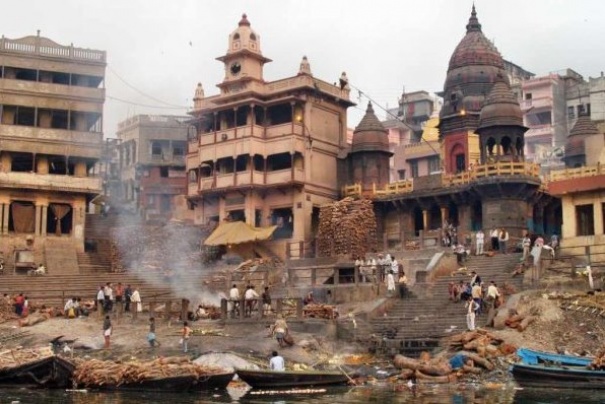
[478,76,525,129]
[351,102,392,154]
[563,113,600,165]
[440,6,508,125]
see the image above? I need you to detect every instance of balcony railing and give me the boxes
[0,172,101,193]
[194,168,305,193]
[342,161,541,198]
[525,125,553,138]
[0,78,104,101]
[0,36,106,62]
[549,164,605,182]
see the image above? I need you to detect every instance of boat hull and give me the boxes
[235,368,348,388]
[0,356,74,388]
[517,348,592,366]
[511,363,605,389]
[84,372,234,392]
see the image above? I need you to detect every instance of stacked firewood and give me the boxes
[18,312,51,327]
[0,299,16,323]
[588,350,605,370]
[0,347,53,370]
[504,312,537,331]
[394,330,518,383]
[72,357,226,387]
[303,303,339,319]
[316,197,377,258]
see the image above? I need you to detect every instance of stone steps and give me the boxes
[366,253,524,344]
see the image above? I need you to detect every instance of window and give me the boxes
[577,105,586,116]
[576,204,594,236]
[151,142,162,156]
[410,161,419,179]
[160,167,169,178]
[525,93,532,100]
[428,157,440,173]
[398,169,406,180]
[173,145,184,157]
[567,106,575,120]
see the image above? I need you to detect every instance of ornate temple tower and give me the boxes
[476,75,528,164]
[438,6,508,173]
[563,112,600,168]
[349,102,393,192]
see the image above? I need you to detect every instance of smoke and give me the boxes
[109,208,220,308]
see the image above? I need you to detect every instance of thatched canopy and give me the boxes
[203,221,277,246]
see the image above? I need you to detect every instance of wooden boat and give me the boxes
[235,368,349,388]
[84,372,234,392]
[516,347,593,366]
[511,362,605,389]
[0,356,74,388]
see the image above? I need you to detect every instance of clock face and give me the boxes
[230,62,241,76]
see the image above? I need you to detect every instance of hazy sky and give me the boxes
[1,0,603,135]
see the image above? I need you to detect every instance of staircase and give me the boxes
[77,240,112,274]
[367,253,524,356]
[44,238,80,275]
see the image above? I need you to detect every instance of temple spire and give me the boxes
[466,4,482,33]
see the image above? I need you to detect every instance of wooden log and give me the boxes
[517,315,537,332]
[461,351,494,370]
[414,370,457,384]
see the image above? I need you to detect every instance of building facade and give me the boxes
[0,32,106,257]
[186,15,353,257]
[114,114,190,222]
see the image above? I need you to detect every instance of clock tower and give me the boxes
[216,14,271,93]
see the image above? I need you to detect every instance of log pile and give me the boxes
[72,357,226,387]
[316,198,377,258]
[588,350,605,370]
[0,347,53,370]
[504,313,537,331]
[18,312,51,327]
[393,330,518,382]
[303,303,339,319]
[0,298,17,323]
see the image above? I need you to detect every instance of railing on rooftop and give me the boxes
[0,36,106,62]
[342,161,541,198]
[549,164,604,182]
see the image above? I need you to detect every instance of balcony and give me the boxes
[194,169,304,194]
[0,36,106,63]
[0,125,102,158]
[0,172,101,193]
[0,78,105,102]
[520,96,552,111]
[525,125,553,138]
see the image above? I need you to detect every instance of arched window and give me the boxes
[233,33,240,40]
[250,33,256,40]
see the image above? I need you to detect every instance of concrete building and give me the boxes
[548,114,605,260]
[0,32,106,266]
[186,15,353,258]
[115,114,190,222]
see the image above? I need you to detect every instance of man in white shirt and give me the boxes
[490,228,499,251]
[486,281,500,300]
[390,256,399,277]
[96,285,105,316]
[229,284,240,317]
[475,230,485,256]
[244,285,259,317]
[269,351,285,371]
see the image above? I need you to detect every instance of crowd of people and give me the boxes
[447,271,503,331]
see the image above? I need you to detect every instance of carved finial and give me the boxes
[298,56,312,76]
[239,13,250,27]
[193,83,205,109]
[466,4,482,33]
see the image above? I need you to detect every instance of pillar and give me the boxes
[594,201,604,237]
[74,161,87,178]
[34,205,42,235]
[37,156,49,174]
[41,205,48,236]
[440,206,449,227]
[422,209,429,231]
[1,203,9,234]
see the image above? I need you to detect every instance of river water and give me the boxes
[2,385,605,404]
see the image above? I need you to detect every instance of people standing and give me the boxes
[499,228,509,254]
[147,317,160,347]
[470,271,482,287]
[124,284,133,312]
[181,321,192,353]
[466,296,480,331]
[376,254,385,282]
[104,282,114,313]
[476,229,485,256]
[398,272,409,299]
[244,285,259,317]
[130,287,141,320]
[390,255,399,278]
[229,284,240,317]
[386,270,396,297]
[471,282,483,315]
[269,351,285,371]
[115,282,124,313]
[262,287,272,316]
[96,286,105,316]
[273,314,288,348]
[103,315,112,349]
[522,234,531,263]
[14,293,25,316]
[490,228,499,252]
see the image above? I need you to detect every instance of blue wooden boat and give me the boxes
[511,362,605,389]
[516,347,592,366]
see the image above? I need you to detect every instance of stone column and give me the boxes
[422,209,429,231]
[440,206,449,227]
[34,205,42,235]
[1,203,9,234]
[41,205,48,236]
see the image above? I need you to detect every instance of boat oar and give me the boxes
[337,364,356,385]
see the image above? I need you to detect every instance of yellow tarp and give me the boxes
[204,221,277,246]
